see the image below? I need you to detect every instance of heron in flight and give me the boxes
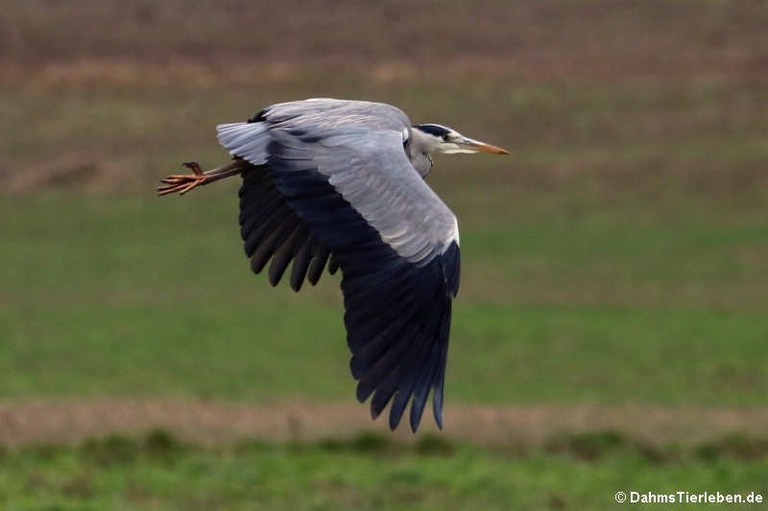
[158,98,509,431]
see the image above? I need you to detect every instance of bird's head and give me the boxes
[412,124,510,155]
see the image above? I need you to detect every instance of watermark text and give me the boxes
[614,491,763,505]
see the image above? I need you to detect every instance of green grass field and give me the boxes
[2,1,767,508]
[2,63,767,511]
[2,70,766,406]
[2,188,767,406]
[2,431,768,510]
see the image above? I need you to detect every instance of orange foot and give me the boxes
[157,162,207,196]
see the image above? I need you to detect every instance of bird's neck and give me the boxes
[410,151,433,178]
[407,128,437,178]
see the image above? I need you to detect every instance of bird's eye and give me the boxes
[442,134,450,141]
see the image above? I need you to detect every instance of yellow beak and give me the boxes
[461,136,511,155]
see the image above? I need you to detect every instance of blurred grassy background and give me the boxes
[3,431,768,511]
[1,0,767,508]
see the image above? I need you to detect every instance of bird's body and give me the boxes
[158,98,508,431]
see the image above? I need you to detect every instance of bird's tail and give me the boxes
[217,122,270,164]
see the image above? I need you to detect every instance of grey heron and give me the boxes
[158,98,509,432]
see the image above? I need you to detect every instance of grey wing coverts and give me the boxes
[217,99,461,431]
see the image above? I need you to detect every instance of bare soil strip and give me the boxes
[0,400,765,447]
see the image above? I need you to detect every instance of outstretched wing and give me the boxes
[221,99,461,431]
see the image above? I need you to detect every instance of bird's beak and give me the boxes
[459,136,511,155]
